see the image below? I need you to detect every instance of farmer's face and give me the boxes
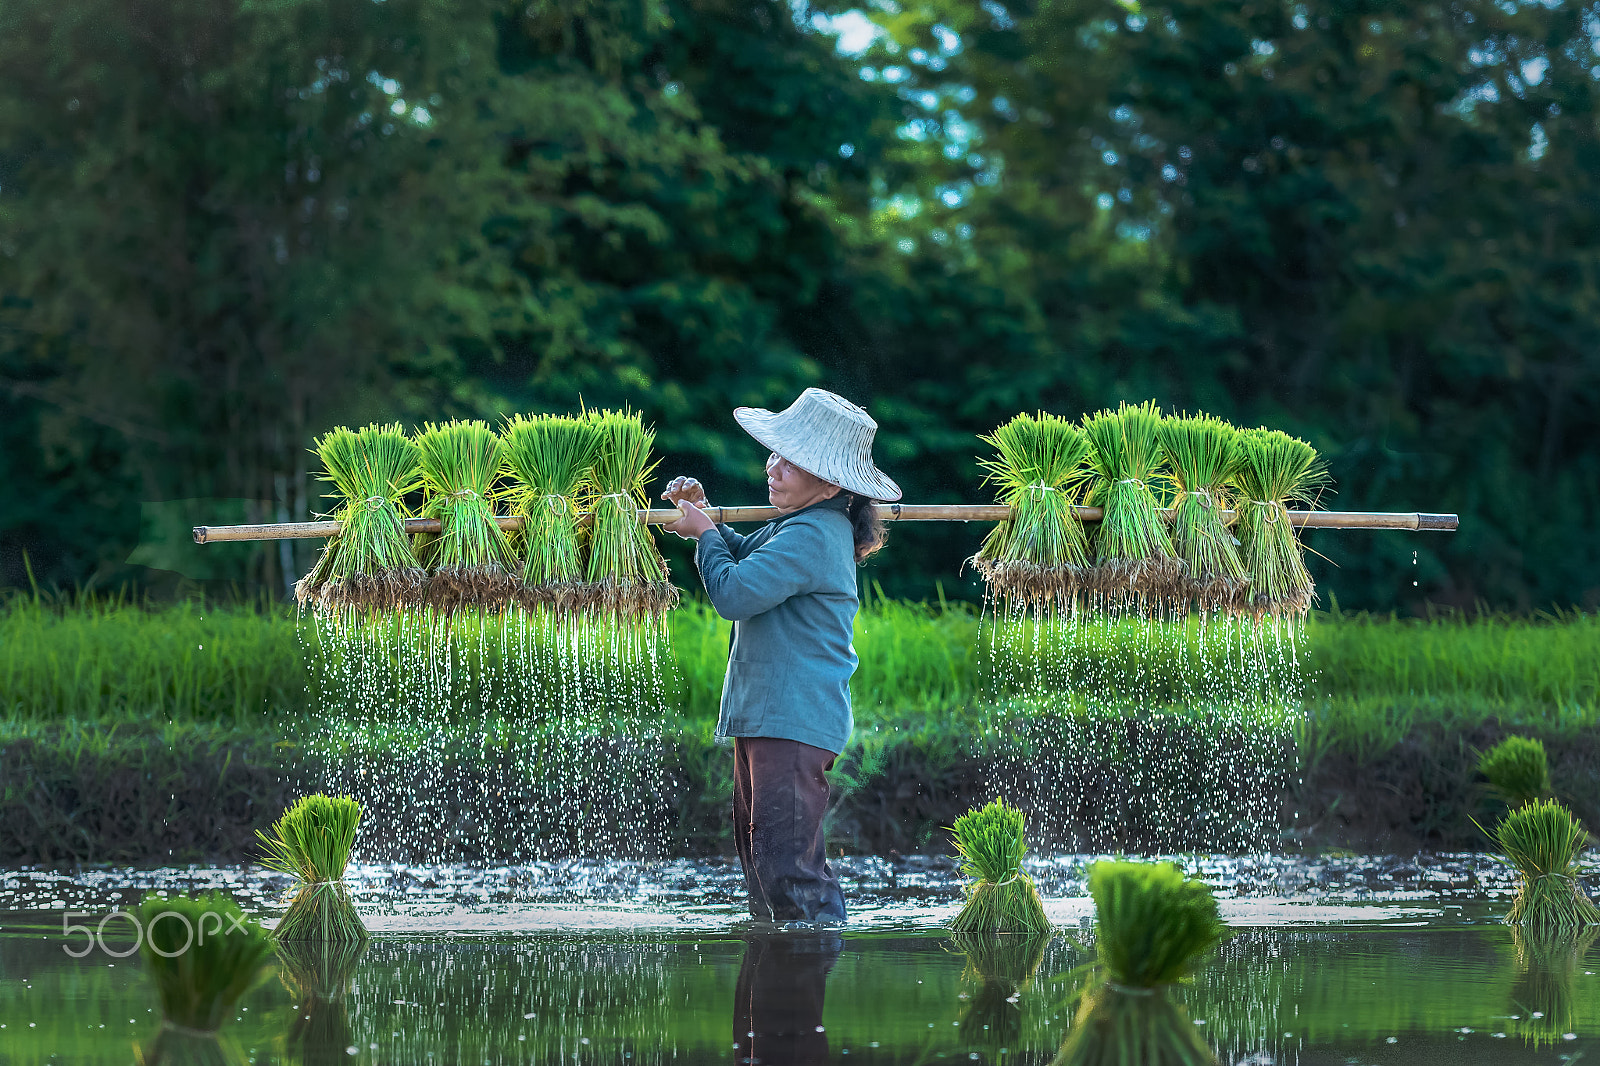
[767,452,842,513]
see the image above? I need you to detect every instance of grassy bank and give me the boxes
[4,594,1598,862]
[7,593,1598,746]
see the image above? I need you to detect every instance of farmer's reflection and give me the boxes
[733,932,842,1066]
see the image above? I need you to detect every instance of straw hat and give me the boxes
[734,388,903,502]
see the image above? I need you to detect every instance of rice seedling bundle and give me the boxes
[1082,402,1183,607]
[948,797,1053,933]
[1086,861,1228,988]
[1495,799,1600,933]
[257,794,369,943]
[1232,428,1329,618]
[297,530,341,607]
[970,412,1093,615]
[1156,414,1247,613]
[1480,735,1551,809]
[295,424,425,614]
[1053,861,1228,1066]
[137,891,274,1034]
[583,408,679,621]
[502,413,601,613]
[414,419,518,614]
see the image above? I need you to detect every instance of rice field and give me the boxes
[7,587,1598,856]
[2,591,1596,749]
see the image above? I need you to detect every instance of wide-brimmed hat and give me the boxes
[734,388,902,502]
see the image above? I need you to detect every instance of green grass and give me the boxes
[0,592,307,723]
[1311,608,1600,710]
[1,590,1597,764]
[1301,607,1600,763]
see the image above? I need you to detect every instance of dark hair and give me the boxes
[843,492,888,564]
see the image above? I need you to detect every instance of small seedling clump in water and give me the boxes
[1479,735,1551,810]
[948,797,1053,934]
[257,793,369,943]
[1495,799,1600,934]
[137,891,273,1045]
[1053,861,1229,1066]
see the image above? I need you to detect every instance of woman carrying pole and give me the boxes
[662,388,900,925]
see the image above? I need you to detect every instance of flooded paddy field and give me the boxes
[4,854,1598,1065]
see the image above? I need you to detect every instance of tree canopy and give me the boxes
[1,0,1596,611]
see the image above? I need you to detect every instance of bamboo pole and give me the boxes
[192,505,1458,544]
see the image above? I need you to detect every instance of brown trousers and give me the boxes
[732,737,847,922]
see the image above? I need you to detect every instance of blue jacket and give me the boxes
[693,494,858,754]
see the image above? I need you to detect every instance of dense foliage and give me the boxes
[1,0,1596,609]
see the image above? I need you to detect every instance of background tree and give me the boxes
[863,0,1600,609]
[2,0,1596,611]
[0,0,512,592]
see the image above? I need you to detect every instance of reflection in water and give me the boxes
[1181,929,1298,1064]
[1053,983,1217,1066]
[274,940,368,1066]
[344,936,694,1062]
[951,931,1051,1057]
[136,1028,250,1066]
[733,932,841,1066]
[10,921,1600,1063]
[1510,925,1599,1047]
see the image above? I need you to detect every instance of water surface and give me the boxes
[2,855,1596,1065]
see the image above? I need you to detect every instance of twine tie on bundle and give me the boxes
[1535,873,1576,886]
[1252,499,1282,524]
[1188,488,1214,507]
[1024,481,1057,494]
[541,494,570,513]
[1118,478,1146,489]
[362,495,387,511]
[1104,982,1158,998]
[991,872,1024,887]
[448,489,479,501]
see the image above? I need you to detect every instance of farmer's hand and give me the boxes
[661,477,716,540]
[661,476,710,511]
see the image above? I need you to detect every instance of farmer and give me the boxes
[661,388,901,925]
